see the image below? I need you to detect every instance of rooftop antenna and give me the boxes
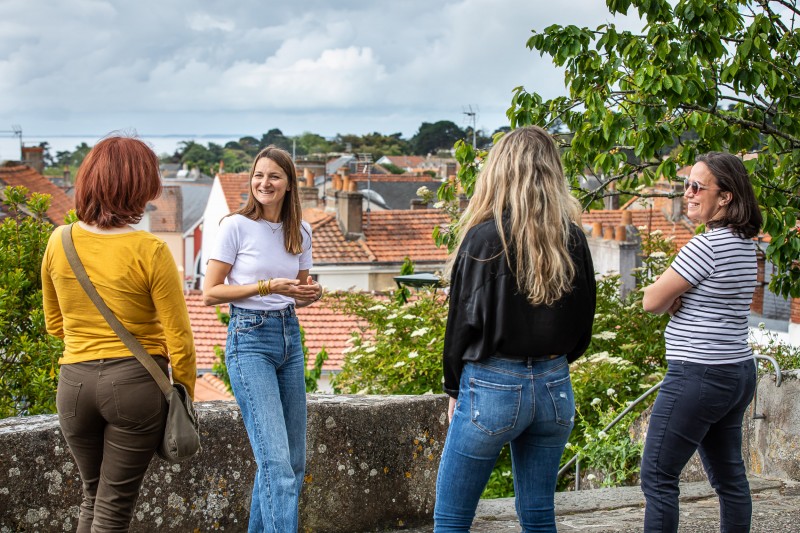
[357,153,373,229]
[0,125,23,158]
[462,106,478,149]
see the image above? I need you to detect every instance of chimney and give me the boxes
[21,146,44,174]
[653,179,684,221]
[299,168,319,209]
[218,160,224,174]
[62,166,71,186]
[336,186,363,240]
[604,181,620,210]
[410,198,428,210]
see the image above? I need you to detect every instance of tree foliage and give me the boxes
[504,0,800,297]
[0,187,63,418]
[411,120,467,155]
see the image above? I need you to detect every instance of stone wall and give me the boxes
[0,394,449,533]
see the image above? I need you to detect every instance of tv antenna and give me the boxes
[0,125,23,156]
[462,106,478,149]
[357,153,373,228]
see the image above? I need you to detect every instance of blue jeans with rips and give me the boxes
[225,304,307,533]
[640,358,756,533]
[434,356,574,533]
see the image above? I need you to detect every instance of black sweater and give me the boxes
[442,219,596,398]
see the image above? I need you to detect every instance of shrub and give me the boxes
[0,187,63,418]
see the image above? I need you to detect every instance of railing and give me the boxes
[559,354,783,490]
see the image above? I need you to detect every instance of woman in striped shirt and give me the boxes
[640,152,763,533]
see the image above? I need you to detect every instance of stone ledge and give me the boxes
[0,394,449,533]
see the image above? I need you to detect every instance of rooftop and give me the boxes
[0,164,74,225]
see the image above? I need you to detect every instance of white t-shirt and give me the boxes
[209,214,313,311]
[665,227,757,364]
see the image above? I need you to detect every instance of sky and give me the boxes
[0,0,645,142]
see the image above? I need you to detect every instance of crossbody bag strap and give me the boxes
[61,223,173,397]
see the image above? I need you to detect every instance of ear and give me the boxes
[719,191,732,206]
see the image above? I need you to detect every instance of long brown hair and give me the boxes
[228,145,305,254]
[75,136,162,228]
[446,126,582,306]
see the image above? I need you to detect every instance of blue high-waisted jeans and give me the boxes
[225,304,307,533]
[434,356,574,533]
[640,358,756,533]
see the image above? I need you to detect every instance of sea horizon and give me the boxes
[0,133,247,162]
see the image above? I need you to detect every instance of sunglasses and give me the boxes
[683,178,719,195]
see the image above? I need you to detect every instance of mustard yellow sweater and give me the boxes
[41,224,197,398]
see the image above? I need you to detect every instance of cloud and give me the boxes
[0,0,646,137]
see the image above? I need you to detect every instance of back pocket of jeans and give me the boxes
[546,375,574,427]
[56,375,82,419]
[699,366,740,408]
[469,378,522,435]
[113,377,162,424]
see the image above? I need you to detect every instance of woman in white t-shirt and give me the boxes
[641,152,763,533]
[203,145,322,533]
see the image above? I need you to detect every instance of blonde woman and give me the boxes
[434,126,596,532]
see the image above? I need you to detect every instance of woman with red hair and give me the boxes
[41,135,196,532]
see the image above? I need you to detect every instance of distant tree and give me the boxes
[69,142,92,169]
[260,129,291,151]
[295,132,332,156]
[237,136,261,157]
[505,0,800,297]
[411,121,466,154]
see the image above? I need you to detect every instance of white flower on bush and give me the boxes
[598,430,608,439]
[649,251,667,259]
[411,327,429,338]
[587,474,597,481]
[416,186,430,196]
[384,328,397,335]
[408,351,419,359]
[367,304,387,311]
[758,322,766,330]
[433,201,445,209]
[650,229,663,236]
[592,331,616,340]
[365,346,377,353]
[591,398,602,407]
[393,361,406,368]
[402,314,417,320]
[427,337,437,346]
[387,313,398,320]
[606,388,617,397]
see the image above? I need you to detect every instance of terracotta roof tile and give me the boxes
[311,214,375,264]
[362,210,450,263]
[581,208,697,248]
[218,172,250,212]
[193,373,234,402]
[150,186,182,232]
[381,155,426,168]
[184,291,365,372]
[0,164,74,224]
[348,172,441,183]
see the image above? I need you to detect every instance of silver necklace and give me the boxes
[263,220,282,234]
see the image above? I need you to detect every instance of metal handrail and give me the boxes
[560,354,783,489]
[557,380,662,484]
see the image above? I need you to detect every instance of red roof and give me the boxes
[581,208,697,248]
[184,290,366,372]
[362,210,449,263]
[217,173,449,266]
[194,373,234,402]
[381,155,426,168]
[0,164,74,224]
[348,172,440,183]
[218,172,250,212]
[150,186,182,232]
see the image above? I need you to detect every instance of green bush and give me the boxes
[0,186,63,418]
[330,287,446,395]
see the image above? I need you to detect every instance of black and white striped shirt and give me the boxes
[665,227,757,364]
